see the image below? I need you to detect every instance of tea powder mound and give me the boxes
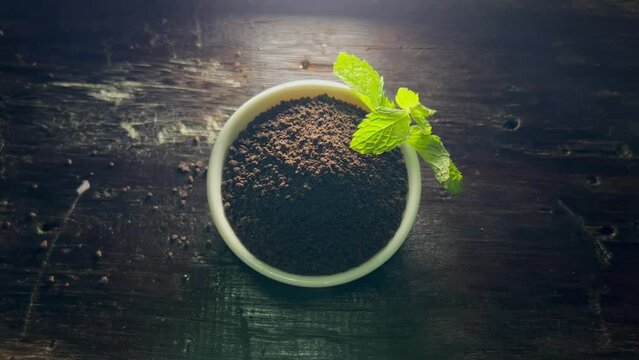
[223,95,408,275]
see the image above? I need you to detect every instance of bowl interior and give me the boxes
[207,80,421,287]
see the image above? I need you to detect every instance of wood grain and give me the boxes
[1,0,638,358]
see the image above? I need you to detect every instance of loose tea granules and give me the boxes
[223,95,408,275]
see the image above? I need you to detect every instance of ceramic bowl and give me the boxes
[207,80,421,287]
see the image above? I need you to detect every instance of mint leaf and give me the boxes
[350,107,410,155]
[333,53,393,110]
[406,127,463,194]
[395,87,420,109]
[333,53,463,194]
[444,161,463,194]
[395,87,435,131]
[410,103,436,122]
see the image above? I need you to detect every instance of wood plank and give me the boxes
[1,0,638,358]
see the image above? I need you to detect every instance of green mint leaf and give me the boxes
[333,53,393,110]
[333,53,463,194]
[395,87,419,109]
[350,107,410,155]
[410,103,436,121]
[395,87,435,131]
[406,127,463,194]
[444,161,463,194]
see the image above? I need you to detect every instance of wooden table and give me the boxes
[1,1,638,358]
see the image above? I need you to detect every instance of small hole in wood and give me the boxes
[161,78,177,86]
[560,146,572,155]
[598,225,617,237]
[502,118,520,131]
[39,221,61,232]
[585,174,600,186]
[538,207,554,214]
[300,60,310,70]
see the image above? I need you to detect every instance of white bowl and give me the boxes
[207,80,421,287]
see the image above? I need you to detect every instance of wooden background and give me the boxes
[1,0,638,358]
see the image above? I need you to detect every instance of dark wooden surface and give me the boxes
[1,0,638,358]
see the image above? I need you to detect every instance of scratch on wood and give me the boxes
[51,81,141,105]
[194,14,203,49]
[237,307,252,360]
[557,199,612,266]
[588,287,612,349]
[120,122,140,139]
[21,180,91,339]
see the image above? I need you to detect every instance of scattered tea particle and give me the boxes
[39,240,49,249]
[171,234,178,242]
[146,191,154,198]
[63,282,70,288]
[47,275,55,284]
[180,199,187,206]
[28,212,37,219]
[99,276,109,284]
[46,339,57,353]
[177,162,191,173]
[76,243,83,250]
[31,183,39,190]
[235,50,242,58]
[618,144,633,159]
[91,150,98,156]
[65,158,73,166]
[2,221,11,229]
[187,176,194,184]
[182,274,190,282]
[89,172,95,176]
[95,250,103,258]
[151,205,159,211]
[108,161,115,168]
[192,135,201,145]
[223,202,230,211]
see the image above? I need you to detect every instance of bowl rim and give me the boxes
[207,79,421,287]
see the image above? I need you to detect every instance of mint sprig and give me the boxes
[333,52,463,194]
[333,53,394,110]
